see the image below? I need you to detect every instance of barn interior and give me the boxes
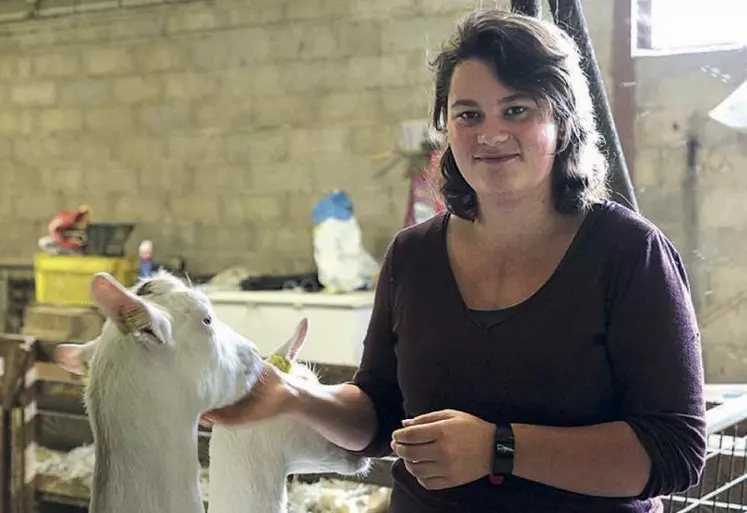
[0,0,746,512]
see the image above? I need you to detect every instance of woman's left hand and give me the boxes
[391,409,496,490]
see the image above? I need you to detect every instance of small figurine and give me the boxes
[138,240,153,278]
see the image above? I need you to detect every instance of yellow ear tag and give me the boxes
[82,361,91,386]
[267,354,292,374]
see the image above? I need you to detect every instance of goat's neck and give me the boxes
[208,426,288,513]
[90,413,204,513]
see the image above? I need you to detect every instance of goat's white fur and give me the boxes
[54,270,369,513]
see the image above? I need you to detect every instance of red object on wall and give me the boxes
[403,148,446,228]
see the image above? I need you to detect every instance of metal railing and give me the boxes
[665,391,747,512]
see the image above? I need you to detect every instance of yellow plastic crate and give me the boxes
[33,253,139,306]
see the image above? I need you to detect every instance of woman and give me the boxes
[204,9,706,512]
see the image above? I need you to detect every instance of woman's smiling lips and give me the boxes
[473,153,520,163]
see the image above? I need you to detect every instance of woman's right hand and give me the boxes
[200,361,296,427]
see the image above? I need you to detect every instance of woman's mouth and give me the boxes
[474,154,519,163]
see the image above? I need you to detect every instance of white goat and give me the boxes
[54,271,369,513]
[207,322,371,513]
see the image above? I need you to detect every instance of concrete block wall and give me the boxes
[634,48,747,381]
[2,0,745,379]
[0,0,612,276]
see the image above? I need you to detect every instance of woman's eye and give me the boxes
[457,111,481,122]
[505,106,528,117]
[202,316,212,326]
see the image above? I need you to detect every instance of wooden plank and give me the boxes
[0,333,38,513]
[37,412,92,453]
[37,381,86,417]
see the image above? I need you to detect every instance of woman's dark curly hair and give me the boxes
[431,9,608,220]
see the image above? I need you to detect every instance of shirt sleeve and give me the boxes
[349,236,405,458]
[606,228,707,498]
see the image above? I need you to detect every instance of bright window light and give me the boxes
[649,0,747,50]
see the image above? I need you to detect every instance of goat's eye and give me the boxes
[202,315,212,326]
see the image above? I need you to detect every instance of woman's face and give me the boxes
[445,59,559,204]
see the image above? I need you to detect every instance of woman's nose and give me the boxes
[476,116,511,146]
[477,131,511,146]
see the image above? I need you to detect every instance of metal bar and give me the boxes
[511,0,542,17]
[549,0,640,212]
[706,393,747,435]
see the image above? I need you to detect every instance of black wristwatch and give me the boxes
[489,424,515,484]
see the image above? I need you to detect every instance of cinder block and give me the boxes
[137,103,191,132]
[33,53,80,78]
[85,106,134,132]
[10,82,56,107]
[38,108,83,133]
[635,109,691,149]
[379,16,455,54]
[58,79,112,106]
[349,0,418,21]
[219,2,283,26]
[701,188,747,230]
[111,136,168,166]
[81,165,139,195]
[298,23,339,60]
[379,52,431,88]
[280,60,348,94]
[134,42,186,72]
[0,110,34,135]
[0,138,10,161]
[83,47,134,76]
[164,72,218,100]
[13,138,63,165]
[194,223,258,254]
[75,136,114,163]
[170,195,221,224]
[700,146,747,190]
[333,20,382,57]
[166,7,219,34]
[705,265,747,313]
[289,127,347,155]
[39,166,83,192]
[14,192,62,221]
[701,340,747,383]
[221,195,283,224]
[284,190,325,223]
[347,124,398,155]
[252,160,317,194]
[379,85,431,122]
[243,129,291,165]
[255,223,309,256]
[21,304,104,343]
[168,134,226,165]
[112,194,170,223]
[316,91,380,124]
[138,162,194,196]
[286,0,349,20]
[112,76,161,103]
[252,94,315,128]
[191,164,252,194]
[194,100,253,131]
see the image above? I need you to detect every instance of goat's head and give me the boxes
[54,271,268,422]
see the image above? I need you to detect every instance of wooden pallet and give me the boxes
[0,333,37,513]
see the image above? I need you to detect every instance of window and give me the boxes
[635,0,747,53]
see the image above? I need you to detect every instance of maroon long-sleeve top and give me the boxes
[352,200,707,512]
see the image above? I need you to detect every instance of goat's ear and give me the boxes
[54,340,97,375]
[270,318,308,362]
[91,272,173,346]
